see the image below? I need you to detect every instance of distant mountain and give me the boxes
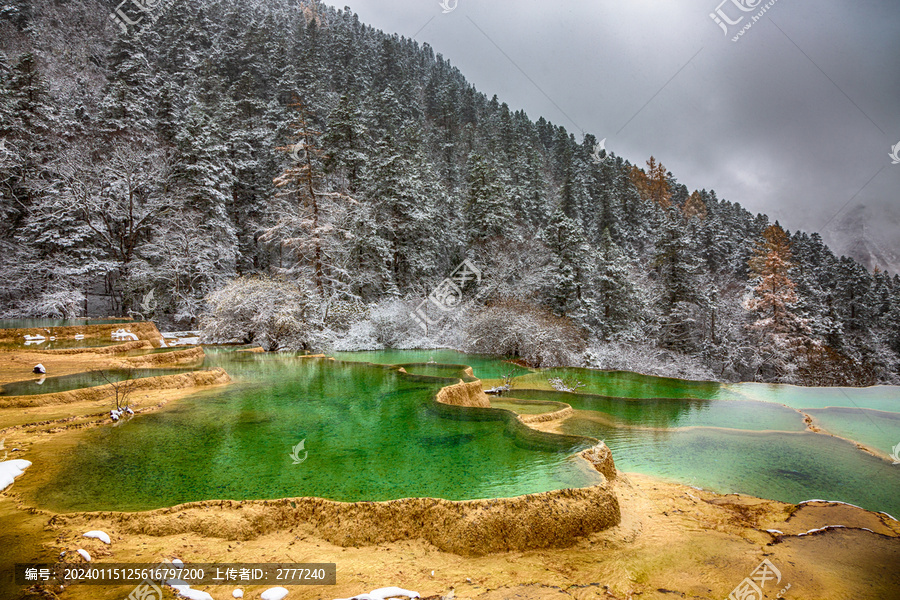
[823,204,900,275]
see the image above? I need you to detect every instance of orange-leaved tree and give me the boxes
[744,224,811,378]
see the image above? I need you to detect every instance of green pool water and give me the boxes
[560,417,900,517]
[489,399,563,415]
[330,349,530,379]
[507,389,806,432]
[523,368,900,413]
[0,368,195,396]
[804,407,900,458]
[0,338,125,350]
[728,382,900,412]
[0,318,133,328]
[27,349,900,517]
[32,353,598,512]
[513,367,726,399]
[398,363,477,381]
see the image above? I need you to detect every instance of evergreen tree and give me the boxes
[464,153,510,245]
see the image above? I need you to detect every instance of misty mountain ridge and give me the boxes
[823,204,900,275]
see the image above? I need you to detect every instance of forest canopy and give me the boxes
[1,0,898,385]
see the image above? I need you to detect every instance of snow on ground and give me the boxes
[166,579,214,600]
[82,530,111,544]
[799,499,865,510]
[261,588,289,600]
[162,331,201,346]
[77,549,91,562]
[335,587,420,600]
[797,525,846,536]
[112,328,139,341]
[0,459,31,491]
[232,590,244,598]
[369,588,420,600]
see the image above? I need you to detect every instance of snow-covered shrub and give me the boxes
[323,300,369,330]
[366,298,432,349]
[326,320,382,351]
[583,341,716,381]
[15,289,85,319]
[200,276,316,351]
[548,376,586,393]
[465,299,585,367]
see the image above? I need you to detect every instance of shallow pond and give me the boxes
[31,353,597,512]
[0,318,133,329]
[0,338,126,350]
[330,349,530,380]
[0,368,196,396]
[25,349,900,518]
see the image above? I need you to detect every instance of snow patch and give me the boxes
[880,511,898,522]
[369,588,419,600]
[77,549,91,562]
[112,328,139,341]
[75,334,85,340]
[233,590,244,598]
[0,459,32,491]
[798,499,865,510]
[162,331,201,347]
[335,588,420,600]
[172,558,184,569]
[83,530,111,544]
[765,529,784,535]
[166,579,213,600]
[261,587,289,600]
[797,525,846,536]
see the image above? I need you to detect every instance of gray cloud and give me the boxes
[347,0,899,239]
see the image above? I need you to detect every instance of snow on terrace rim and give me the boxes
[334,587,420,600]
[0,459,32,491]
[166,579,214,600]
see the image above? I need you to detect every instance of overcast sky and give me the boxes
[345,0,899,239]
